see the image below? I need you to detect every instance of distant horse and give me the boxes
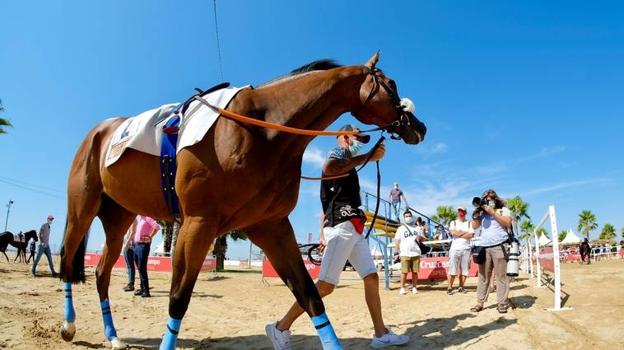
[0,230,38,263]
[59,53,427,349]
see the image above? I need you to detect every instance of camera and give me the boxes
[472,196,495,208]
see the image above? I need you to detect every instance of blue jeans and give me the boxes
[134,242,151,293]
[32,243,56,275]
[124,246,136,285]
[391,202,402,221]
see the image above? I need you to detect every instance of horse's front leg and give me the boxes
[248,218,341,350]
[159,216,217,350]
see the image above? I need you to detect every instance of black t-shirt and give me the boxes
[320,147,363,227]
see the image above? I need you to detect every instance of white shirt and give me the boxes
[448,219,474,251]
[395,224,423,257]
[477,207,512,247]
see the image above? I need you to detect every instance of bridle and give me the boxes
[356,66,419,142]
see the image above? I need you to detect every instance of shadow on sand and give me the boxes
[91,312,518,349]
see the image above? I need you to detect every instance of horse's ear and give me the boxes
[364,51,380,68]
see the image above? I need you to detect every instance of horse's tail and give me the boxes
[59,216,90,283]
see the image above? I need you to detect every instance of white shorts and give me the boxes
[319,221,377,286]
[449,249,471,276]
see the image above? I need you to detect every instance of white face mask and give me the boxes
[348,139,364,156]
[405,217,414,224]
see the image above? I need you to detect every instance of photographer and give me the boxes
[470,189,513,314]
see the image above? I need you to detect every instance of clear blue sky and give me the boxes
[1,1,623,259]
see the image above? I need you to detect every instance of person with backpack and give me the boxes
[395,211,427,295]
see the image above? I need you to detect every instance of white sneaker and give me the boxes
[265,322,292,350]
[371,328,410,349]
[412,287,418,294]
[399,288,407,295]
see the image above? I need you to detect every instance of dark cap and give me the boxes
[338,124,370,143]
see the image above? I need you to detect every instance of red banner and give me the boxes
[261,256,478,281]
[407,256,479,281]
[84,253,216,272]
[538,247,555,272]
[262,257,321,279]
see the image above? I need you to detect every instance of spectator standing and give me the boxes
[389,183,407,221]
[31,215,58,277]
[122,218,138,292]
[446,207,474,295]
[470,189,513,314]
[395,211,427,295]
[133,215,160,297]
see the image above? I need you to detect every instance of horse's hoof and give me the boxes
[110,337,126,349]
[60,321,76,342]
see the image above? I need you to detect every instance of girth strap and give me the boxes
[160,114,181,218]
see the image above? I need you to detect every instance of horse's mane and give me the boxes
[260,59,342,87]
[289,59,342,75]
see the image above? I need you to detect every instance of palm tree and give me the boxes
[577,210,598,239]
[599,224,616,241]
[431,205,456,226]
[213,230,248,271]
[558,229,568,242]
[0,99,12,135]
[519,220,534,241]
[507,196,530,236]
[536,227,548,238]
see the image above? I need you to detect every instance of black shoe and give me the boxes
[447,288,453,295]
[458,287,466,294]
[134,289,143,296]
[141,292,151,298]
[123,284,135,292]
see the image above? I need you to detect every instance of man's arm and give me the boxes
[323,144,385,176]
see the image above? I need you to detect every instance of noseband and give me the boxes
[358,67,414,140]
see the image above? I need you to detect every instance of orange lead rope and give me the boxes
[192,95,369,181]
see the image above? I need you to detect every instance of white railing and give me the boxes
[533,205,571,312]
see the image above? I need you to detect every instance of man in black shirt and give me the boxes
[266,125,410,349]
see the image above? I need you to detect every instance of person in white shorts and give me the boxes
[446,207,474,295]
[265,124,409,349]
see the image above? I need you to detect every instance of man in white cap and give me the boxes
[32,215,58,277]
[446,207,474,294]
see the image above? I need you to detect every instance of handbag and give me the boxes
[471,245,486,264]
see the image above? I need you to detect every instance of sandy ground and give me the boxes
[0,257,623,349]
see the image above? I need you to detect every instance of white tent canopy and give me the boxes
[560,228,581,245]
[536,233,552,246]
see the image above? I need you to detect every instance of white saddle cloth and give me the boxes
[105,86,248,167]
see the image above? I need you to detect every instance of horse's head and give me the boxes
[351,52,427,145]
[25,230,38,242]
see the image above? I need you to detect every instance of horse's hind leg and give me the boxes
[95,195,137,349]
[60,188,103,342]
[159,216,217,350]
[248,218,341,349]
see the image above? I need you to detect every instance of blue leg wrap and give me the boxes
[100,299,118,340]
[159,317,182,350]
[64,282,76,322]
[311,313,342,350]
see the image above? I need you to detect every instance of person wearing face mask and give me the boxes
[395,211,427,295]
[446,207,475,295]
[32,215,59,277]
[470,189,513,314]
[266,124,411,350]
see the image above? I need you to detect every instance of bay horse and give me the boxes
[0,230,38,263]
[59,52,427,349]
